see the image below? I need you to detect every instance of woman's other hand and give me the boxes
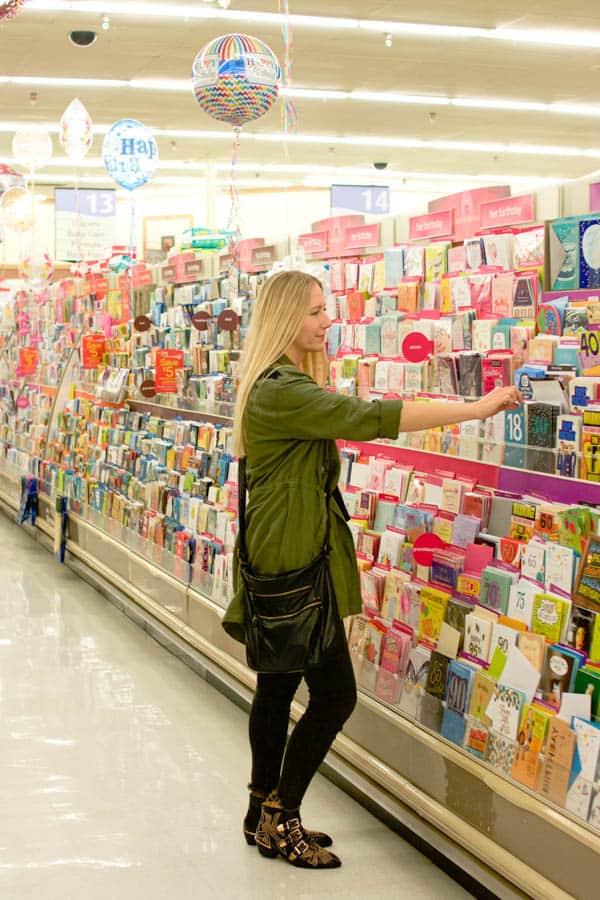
[475,385,523,421]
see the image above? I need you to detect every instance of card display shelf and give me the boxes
[0,464,598,900]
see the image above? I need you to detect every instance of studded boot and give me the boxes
[254,794,341,868]
[244,791,333,848]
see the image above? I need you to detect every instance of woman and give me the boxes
[222,270,521,869]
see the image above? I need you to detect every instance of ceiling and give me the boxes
[2,1,600,196]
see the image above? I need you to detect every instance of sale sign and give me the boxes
[81,334,106,370]
[18,346,38,376]
[155,348,184,393]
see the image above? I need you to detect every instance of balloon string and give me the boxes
[74,168,82,302]
[279,0,298,145]
[227,126,241,270]
[129,194,136,319]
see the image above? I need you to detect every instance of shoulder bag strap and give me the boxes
[238,456,249,563]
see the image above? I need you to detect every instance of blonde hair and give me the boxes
[232,270,325,457]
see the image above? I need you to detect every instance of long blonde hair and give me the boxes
[232,270,326,457]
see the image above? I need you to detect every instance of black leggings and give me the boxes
[248,631,357,810]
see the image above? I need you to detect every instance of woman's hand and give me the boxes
[474,386,523,421]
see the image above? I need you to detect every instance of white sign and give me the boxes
[55,188,116,262]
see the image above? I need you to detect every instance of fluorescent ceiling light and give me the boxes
[451,98,548,113]
[357,20,486,39]
[25,3,600,50]
[216,179,296,188]
[11,76,128,88]
[217,163,564,184]
[0,120,597,158]
[6,74,600,120]
[492,28,600,49]
[350,90,450,106]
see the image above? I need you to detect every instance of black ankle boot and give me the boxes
[255,795,341,869]
[243,792,333,848]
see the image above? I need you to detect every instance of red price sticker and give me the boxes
[18,346,38,376]
[412,533,446,567]
[81,334,106,370]
[402,332,435,363]
[155,349,184,393]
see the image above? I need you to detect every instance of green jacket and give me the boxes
[222,356,403,643]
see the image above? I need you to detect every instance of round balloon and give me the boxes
[12,128,53,172]
[0,1,28,22]
[0,186,34,232]
[21,251,54,287]
[192,33,280,127]
[0,163,25,195]
[59,98,93,162]
[102,118,158,191]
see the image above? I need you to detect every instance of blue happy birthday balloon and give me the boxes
[102,118,158,191]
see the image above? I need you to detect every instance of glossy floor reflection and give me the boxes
[0,517,473,899]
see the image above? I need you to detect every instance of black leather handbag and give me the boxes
[238,457,343,674]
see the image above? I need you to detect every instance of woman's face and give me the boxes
[288,283,331,358]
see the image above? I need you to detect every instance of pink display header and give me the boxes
[344,223,380,250]
[298,231,329,256]
[409,209,454,242]
[479,193,535,229]
[428,185,511,242]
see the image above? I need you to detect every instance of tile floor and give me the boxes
[0,516,474,899]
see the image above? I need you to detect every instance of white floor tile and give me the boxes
[0,516,474,899]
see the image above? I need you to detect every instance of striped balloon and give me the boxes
[192,33,280,127]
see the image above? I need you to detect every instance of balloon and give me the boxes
[192,33,280,127]
[0,1,28,22]
[102,118,158,191]
[59,98,93,162]
[21,251,54,287]
[12,128,53,172]
[0,163,25,195]
[0,186,34,232]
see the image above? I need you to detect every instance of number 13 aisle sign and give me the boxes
[55,188,116,262]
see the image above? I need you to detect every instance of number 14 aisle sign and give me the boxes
[330,184,390,215]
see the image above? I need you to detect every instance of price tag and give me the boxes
[217,309,239,332]
[134,315,152,332]
[413,533,445,567]
[192,310,211,331]
[140,379,156,398]
[81,334,106,370]
[155,348,183,393]
[401,332,434,363]
[18,347,38,376]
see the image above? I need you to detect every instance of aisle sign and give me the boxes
[55,188,116,262]
[18,346,38,376]
[81,334,106,370]
[331,184,390,216]
[155,348,183,393]
[504,408,527,469]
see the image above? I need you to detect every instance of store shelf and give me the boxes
[0,471,597,900]
[127,398,233,425]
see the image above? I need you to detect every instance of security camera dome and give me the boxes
[69,30,98,47]
[373,162,388,170]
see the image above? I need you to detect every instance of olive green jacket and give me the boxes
[221,356,403,643]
